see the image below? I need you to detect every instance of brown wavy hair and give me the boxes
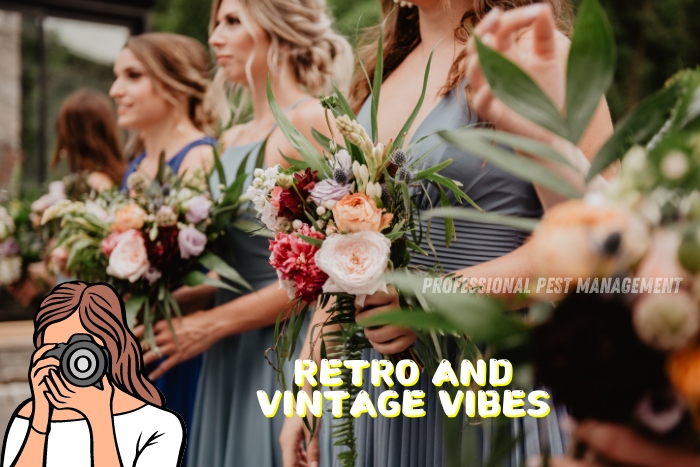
[350,0,574,111]
[51,89,126,184]
[124,33,216,156]
[33,282,163,407]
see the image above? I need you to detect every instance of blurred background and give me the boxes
[0,0,698,439]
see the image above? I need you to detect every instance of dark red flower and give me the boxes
[144,225,181,271]
[277,169,317,219]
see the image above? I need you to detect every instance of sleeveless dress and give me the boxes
[120,136,217,466]
[322,87,569,466]
[187,100,310,467]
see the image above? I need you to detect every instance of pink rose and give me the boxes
[106,229,150,282]
[270,186,283,211]
[332,193,393,233]
[101,232,123,256]
[185,195,212,224]
[178,225,207,259]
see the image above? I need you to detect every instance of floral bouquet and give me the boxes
[42,153,252,347]
[253,27,476,461]
[0,187,44,289]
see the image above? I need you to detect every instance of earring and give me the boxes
[393,0,414,7]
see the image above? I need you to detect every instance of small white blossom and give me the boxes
[661,150,689,180]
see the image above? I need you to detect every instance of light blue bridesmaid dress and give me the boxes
[322,84,569,466]
[187,99,311,467]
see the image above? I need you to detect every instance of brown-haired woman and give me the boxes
[51,89,126,192]
[110,33,216,188]
[109,32,217,459]
[1,282,185,467]
[282,1,614,466]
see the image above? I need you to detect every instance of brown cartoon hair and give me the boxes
[34,282,163,407]
[51,89,126,184]
[350,0,574,111]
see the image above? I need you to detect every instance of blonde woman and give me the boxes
[109,32,216,456]
[131,1,352,466]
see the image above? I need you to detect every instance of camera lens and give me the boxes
[59,337,108,388]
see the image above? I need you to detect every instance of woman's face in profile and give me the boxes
[209,0,271,86]
[42,312,105,346]
[109,48,171,131]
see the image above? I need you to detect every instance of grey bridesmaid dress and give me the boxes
[322,84,569,466]
[187,137,308,467]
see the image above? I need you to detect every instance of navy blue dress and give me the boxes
[121,136,217,465]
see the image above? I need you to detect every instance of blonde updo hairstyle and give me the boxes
[123,33,217,156]
[209,0,353,125]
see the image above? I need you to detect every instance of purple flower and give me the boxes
[0,238,19,257]
[310,179,352,206]
[185,195,212,224]
[178,225,207,259]
[143,267,163,285]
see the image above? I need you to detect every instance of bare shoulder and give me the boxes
[288,99,328,131]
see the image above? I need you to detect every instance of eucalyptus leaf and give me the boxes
[586,84,678,181]
[427,207,539,232]
[566,0,616,143]
[474,35,572,141]
[182,270,244,294]
[440,129,581,199]
[198,251,253,291]
[125,294,147,331]
[267,79,331,178]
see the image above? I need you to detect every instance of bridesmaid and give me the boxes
[51,89,126,192]
[133,1,353,466]
[109,32,216,461]
[282,1,615,466]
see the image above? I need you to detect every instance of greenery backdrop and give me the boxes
[153,0,700,120]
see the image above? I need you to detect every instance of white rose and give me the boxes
[106,229,150,282]
[315,231,391,306]
[633,292,700,350]
[85,200,109,221]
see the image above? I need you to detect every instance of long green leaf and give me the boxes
[426,207,539,232]
[295,233,324,248]
[474,35,572,141]
[266,78,331,179]
[391,47,436,153]
[182,270,244,294]
[370,15,386,142]
[586,84,678,181]
[414,159,453,181]
[311,127,334,154]
[198,251,253,291]
[465,129,576,169]
[125,294,147,330]
[440,129,581,199]
[566,0,616,143]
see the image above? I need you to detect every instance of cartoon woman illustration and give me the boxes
[1,282,185,467]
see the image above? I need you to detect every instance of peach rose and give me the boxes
[332,193,393,234]
[111,204,147,233]
[531,200,649,280]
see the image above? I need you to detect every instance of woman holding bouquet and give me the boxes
[281,1,615,466]
[109,32,217,458]
[131,1,353,466]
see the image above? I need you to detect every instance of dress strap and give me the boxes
[266,96,313,137]
[167,136,218,174]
